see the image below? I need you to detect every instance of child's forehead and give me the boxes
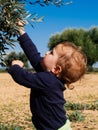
[55,44,64,49]
[55,43,72,51]
[54,44,65,55]
[55,43,75,55]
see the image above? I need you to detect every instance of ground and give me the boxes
[0,73,98,130]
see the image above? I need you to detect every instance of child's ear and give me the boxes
[51,65,62,75]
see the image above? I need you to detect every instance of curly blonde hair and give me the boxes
[56,42,87,88]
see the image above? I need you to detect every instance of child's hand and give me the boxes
[12,60,24,68]
[17,20,26,27]
[16,19,26,35]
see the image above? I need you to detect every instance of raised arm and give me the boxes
[17,22,43,72]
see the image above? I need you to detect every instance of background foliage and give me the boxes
[1,51,29,68]
[48,27,98,66]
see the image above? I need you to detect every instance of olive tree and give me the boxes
[0,0,71,65]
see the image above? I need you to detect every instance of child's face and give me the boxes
[42,44,63,72]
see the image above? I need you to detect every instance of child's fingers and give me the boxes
[12,60,24,67]
[16,19,27,26]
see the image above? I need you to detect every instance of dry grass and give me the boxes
[0,73,98,130]
[64,73,98,130]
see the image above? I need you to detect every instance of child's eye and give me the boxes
[50,50,53,54]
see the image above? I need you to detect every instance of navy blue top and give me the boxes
[8,33,67,130]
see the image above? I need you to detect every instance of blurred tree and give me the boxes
[88,27,98,60]
[88,27,98,44]
[48,29,85,49]
[1,51,29,68]
[82,34,97,66]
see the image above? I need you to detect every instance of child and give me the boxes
[8,23,87,130]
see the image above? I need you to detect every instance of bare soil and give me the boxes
[0,73,98,130]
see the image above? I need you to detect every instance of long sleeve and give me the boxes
[18,33,43,72]
[8,64,64,90]
[8,64,46,89]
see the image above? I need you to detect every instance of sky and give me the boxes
[10,0,98,67]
